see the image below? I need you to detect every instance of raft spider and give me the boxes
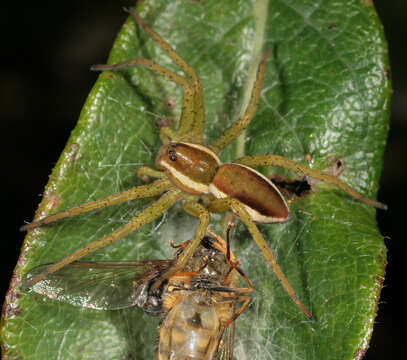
[22,8,386,320]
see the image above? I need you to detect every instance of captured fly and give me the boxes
[24,228,252,360]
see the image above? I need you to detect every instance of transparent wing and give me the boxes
[23,260,174,310]
[216,315,235,360]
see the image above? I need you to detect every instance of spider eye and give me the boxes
[168,149,177,161]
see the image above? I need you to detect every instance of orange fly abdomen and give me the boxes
[158,294,222,360]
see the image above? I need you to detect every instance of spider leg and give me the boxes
[25,188,183,288]
[91,59,194,143]
[159,126,179,143]
[208,197,312,320]
[137,166,165,182]
[21,178,171,231]
[234,154,388,210]
[127,9,205,143]
[191,81,205,143]
[151,200,210,291]
[210,50,269,153]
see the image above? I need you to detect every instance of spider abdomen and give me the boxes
[209,163,289,224]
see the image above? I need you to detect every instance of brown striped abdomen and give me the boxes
[210,163,289,223]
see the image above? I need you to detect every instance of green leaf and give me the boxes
[1,0,390,359]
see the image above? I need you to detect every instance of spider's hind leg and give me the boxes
[234,154,387,210]
[207,197,312,320]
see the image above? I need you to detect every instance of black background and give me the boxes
[1,1,404,358]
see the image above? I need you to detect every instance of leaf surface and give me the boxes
[1,1,390,359]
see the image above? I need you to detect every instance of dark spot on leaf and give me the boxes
[102,72,113,79]
[328,23,337,30]
[66,143,79,163]
[329,157,345,177]
[381,68,390,80]
[164,98,176,110]
[377,247,388,269]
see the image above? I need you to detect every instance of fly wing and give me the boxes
[216,319,235,360]
[23,260,174,310]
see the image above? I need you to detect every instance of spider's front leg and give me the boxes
[91,59,193,142]
[234,154,387,210]
[207,197,312,320]
[21,178,172,231]
[126,9,206,142]
[137,166,166,183]
[93,9,206,144]
[210,49,269,153]
[152,199,210,291]
[25,188,183,288]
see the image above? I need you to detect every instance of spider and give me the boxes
[22,8,386,320]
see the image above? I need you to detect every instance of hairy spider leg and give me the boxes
[25,188,183,287]
[208,197,312,320]
[91,59,194,144]
[128,9,205,142]
[210,50,269,153]
[151,201,210,291]
[235,154,387,210]
[136,166,165,183]
[21,178,171,231]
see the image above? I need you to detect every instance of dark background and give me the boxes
[1,1,404,358]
